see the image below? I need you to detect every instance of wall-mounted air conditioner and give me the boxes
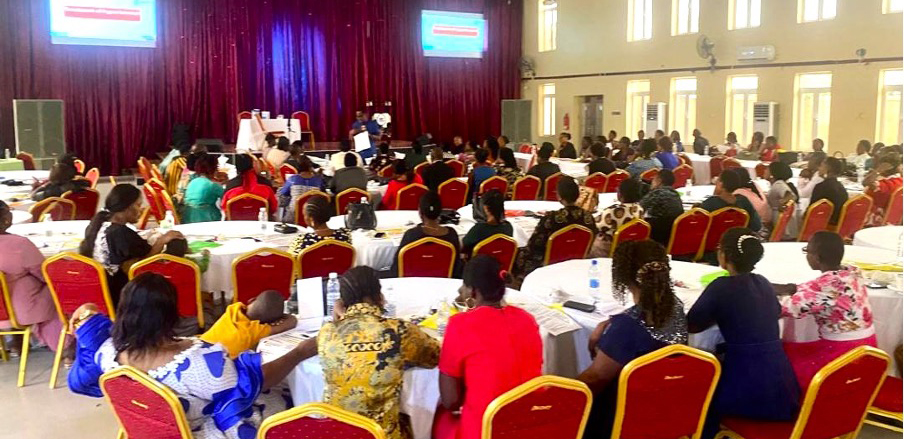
[752,102,778,137]
[645,102,667,134]
[737,45,776,62]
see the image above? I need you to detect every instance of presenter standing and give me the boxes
[350,110,382,159]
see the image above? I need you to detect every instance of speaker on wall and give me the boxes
[501,99,532,144]
[14,99,66,169]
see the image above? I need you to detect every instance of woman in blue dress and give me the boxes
[687,227,800,438]
[68,273,317,439]
[181,154,225,223]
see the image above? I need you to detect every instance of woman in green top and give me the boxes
[180,154,225,223]
[461,190,514,257]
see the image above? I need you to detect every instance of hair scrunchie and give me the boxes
[635,260,668,284]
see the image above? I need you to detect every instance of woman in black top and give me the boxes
[79,184,184,303]
[392,191,461,277]
[461,190,513,256]
[32,163,90,202]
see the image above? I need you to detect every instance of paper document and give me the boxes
[354,131,371,152]
[258,328,316,361]
[517,303,581,336]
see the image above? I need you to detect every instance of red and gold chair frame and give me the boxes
[438,178,469,210]
[797,199,834,242]
[882,186,902,225]
[294,190,331,226]
[0,272,31,387]
[831,194,873,240]
[73,158,86,174]
[232,247,297,304]
[665,208,711,259]
[336,187,371,216]
[863,376,903,433]
[257,402,387,439]
[128,254,204,329]
[99,366,194,439]
[479,176,509,196]
[582,172,608,193]
[543,172,563,201]
[225,193,269,221]
[512,175,542,201]
[395,183,429,211]
[447,159,466,177]
[481,375,593,439]
[378,165,394,179]
[543,224,593,266]
[610,218,651,256]
[290,110,317,149]
[769,200,796,242]
[85,167,100,188]
[62,188,101,220]
[639,167,660,183]
[397,237,457,278]
[158,189,182,224]
[29,197,77,222]
[603,170,630,193]
[702,206,750,259]
[472,234,518,272]
[296,240,357,280]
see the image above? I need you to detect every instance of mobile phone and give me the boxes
[563,300,596,313]
[866,282,887,289]
[374,232,386,238]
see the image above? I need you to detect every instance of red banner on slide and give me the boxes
[432,25,479,37]
[63,6,141,22]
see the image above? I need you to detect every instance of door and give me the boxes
[579,95,604,138]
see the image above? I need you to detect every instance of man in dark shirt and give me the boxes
[225,154,272,192]
[422,147,455,191]
[557,132,577,159]
[640,169,684,246]
[692,129,710,155]
[329,153,368,195]
[631,130,645,148]
[811,157,849,225]
[527,143,561,194]
[404,141,429,170]
[587,142,616,175]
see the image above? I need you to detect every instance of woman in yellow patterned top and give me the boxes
[318,266,440,439]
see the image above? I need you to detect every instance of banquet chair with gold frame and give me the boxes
[257,403,386,439]
[297,240,356,281]
[754,163,768,179]
[701,207,749,260]
[446,159,465,178]
[138,182,165,230]
[582,172,607,193]
[16,152,36,170]
[610,219,651,256]
[0,272,31,387]
[882,186,902,225]
[150,164,164,184]
[378,165,394,179]
[29,197,76,222]
[639,168,660,183]
[100,366,193,439]
[769,200,797,242]
[396,183,428,210]
[472,234,518,272]
[603,170,629,193]
[279,163,298,182]
[398,237,456,278]
[672,164,694,188]
[666,208,710,261]
[290,111,316,149]
[137,157,152,182]
[798,199,834,242]
[832,194,873,241]
[232,248,296,305]
[543,225,593,266]
[864,375,903,433]
[481,375,592,439]
[73,159,86,174]
[438,178,469,210]
[129,254,204,330]
[157,189,182,225]
[414,162,428,178]
[721,157,742,171]
[336,188,370,216]
[709,156,726,183]
[85,167,100,188]
[62,188,100,220]
[479,176,509,197]
[543,172,563,201]
[512,175,541,201]
[225,193,268,221]
[293,190,330,227]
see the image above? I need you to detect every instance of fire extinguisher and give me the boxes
[563,112,570,131]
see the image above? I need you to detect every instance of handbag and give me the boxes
[345,201,377,230]
[471,194,487,223]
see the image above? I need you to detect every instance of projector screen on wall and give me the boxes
[421,10,486,58]
[50,0,157,48]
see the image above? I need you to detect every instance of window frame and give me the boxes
[793,72,833,150]
[876,69,904,145]
[669,76,698,142]
[725,75,759,145]
[728,0,762,29]
[540,83,557,137]
[884,0,904,13]
[538,0,558,52]
[672,0,700,35]
[798,0,837,23]
[627,0,653,42]
[626,80,651,137]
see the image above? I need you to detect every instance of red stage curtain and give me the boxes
[0,0,522,175]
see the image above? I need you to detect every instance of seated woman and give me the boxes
[579,240,687,438]
[380,160,423,210]
[265,136,291,169]
[174,151,203,204]
[687,228,800,437]
[731,168,770,225]
[222,158,279,220]
[31,163,89,202]
[699,170,762,233]
[369,142,395,177]
[776,231,876,387]
[288,197,351,254]
[764,162,799,237]
[461,190,513,256]
[592,178,645,258]
[863,153,902,226]
[283,140,306,171]
[180,154,224,224]
[79,184,185,301]
[625,139,663,178]
[277,157,326,223]
[434,256,543,439]
[68,273,317,439]
[319,267,440,439]
[493,147,523,199]
[391,192,462,277]
[469,149,496,199]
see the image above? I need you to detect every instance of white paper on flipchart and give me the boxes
[296,277,324,319]
[354,131,371,152]
[516,303,581,336]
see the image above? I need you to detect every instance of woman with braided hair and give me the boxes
[579,240,687,438]
[688,227,800,438]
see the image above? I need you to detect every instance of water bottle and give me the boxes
[684,179,694,198]
[588,259,601,300]
[325,272,340,318]
[436,302,450,337]
[160,211,174,231]
[43,213,53,237]
[258,207,267,231]
[284,284,299,315]
[3,149,10,160]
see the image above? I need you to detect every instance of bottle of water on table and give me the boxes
[160,211,174,231]
[258,207,267,231]
[43,213,53,237]
[325,272,340,319]
[588,259,601,301]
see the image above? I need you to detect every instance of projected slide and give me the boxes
[421,10,486,58]
[50,0,157,48]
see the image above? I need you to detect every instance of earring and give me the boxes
[465,297,476,310]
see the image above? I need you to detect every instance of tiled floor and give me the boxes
[0,348,899,439]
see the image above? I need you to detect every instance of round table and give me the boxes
[456,200,558,248]
[0,170,49,182]
[8,220,90,255]
[512,152,588,178]
[685,153,801,185]
[853,226,903,252]
[11,210,30,224]
[597,184,718,208]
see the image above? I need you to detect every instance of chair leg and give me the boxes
[0,335,8,362]
[137,207,150,230]
[18,328,30,387]
[116,428,126,439]
[49,327,67,389]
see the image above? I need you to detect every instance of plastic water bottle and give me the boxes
[43,213,53,237]
[160,211,174,231]
[3,149,10,160]
[436,302,451,337]
[684,179,694,198]
[284,284,298,315]
[258,207,267,231]
[588,259,601,300]
[325,272,340,318]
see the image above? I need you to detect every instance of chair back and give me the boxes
[473,234,518,272]
[16,152,35,170]
[703,207,750,254]
[543,225,593,265]
[157,189,181,224]
[62,189,100,220]
[612,345,721,439]
[884,186,903,225]
[137,157,152,182]
[29,197,76,222]
[438,178,468,210]
[447,159,465,177]
[482,376,592,439]
[666,209,711,259]
[512,176,542,200]
[798,199,834,242]
[232,248,296,304]
[603,170,629,193]
[258,403,386,439]
[583,173,608,193]
[543,172,563,201]
[279,164,298,182]
[336,188,370,215]
[100,366,192,439]
[43,253,115,323]
[708,156,724,182]
[290,111,313,131]
[378,165,394,179]
[480,176,509,196]
[237,111,253,123]
[754,163,768,179]
[835,194,873,240]
[519,143,534,154]
[293,190,330,226]
[150,164,164,184]
[398,237,457,278]
[769,201,797,242]
[611,219,651,255]
[129,255,203,328]
[85,168,100,188]
[297,240,356,280]
[225,193,268,221]
[396,184,428,210]
[677,153,692,166]
[725,148,738,157]
[0,272,21,329]
[140,183,165,229]
[73,159,86,174]
[413,162,428,178]
[672,164,694,188]
[721,157,742,171]
[639,168,660,183]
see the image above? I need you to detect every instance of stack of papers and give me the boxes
[258,328,316,360]
[517,303,581,336]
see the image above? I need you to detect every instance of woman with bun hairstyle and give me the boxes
[391,191,462,277]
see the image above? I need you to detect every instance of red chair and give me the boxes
[677,153,692,166]
[396,183,428,210]
[297,240,356,280]
[833,194,873,241]
[237,110,253,124]
[864,376,903,433]
[279,163,298,182]
[482,376,592,439]
[100,366,193,439]
[672,164,694,188]
[709,156,726,183]
[150,164,164,185]
[722,158,742,172]
[519,143,534,154]
[290,111,316,149]
[16,152,35,170]
[472,234,518,272]
[543,172,563,201]
[583,172,608,193]
[0,272,31,387]
[666,209,711,260]
[73,159,86,174]
[718,346,889,439]
[62,188,100,220]
[43,252,114,389]
[157,189,181,225]
[378,165,394,179]
[639,168,660,183]
[137,157,152,182]
[29,197,76,222]
[225,193,268,221]
[446,159,465,177]
[604,170,630,193]
[883,186,902,225]
[138,183,165,229]
[479,176,509,196]
[769,201,797,242]
[414,162,428,178]
[294,190,330,226]
[543,225,593,265]
[725,148,738,157]
[612,345,720,439]
[438,178,468,210]
[258,403,385,439]
[397,237,457,278]
[85,167,100,188]
[129,255,204,329]
[754,163,768,179]
[336,188,370,215]
[611,219,651,256]
[232,248,296,304]
[702,207,750,258]
[798,199,834,242]
[512,175,541,200]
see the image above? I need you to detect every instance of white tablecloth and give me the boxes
[513,152,587,178]
[853,226,903,253]
[11,210,30,224]
[597,184,717,208]
[456,200,558,248]
[0,170,50,182]
[685,153,801,185]
[235,118,301,152]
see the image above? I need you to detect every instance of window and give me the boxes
[628,0,653,41]
[884,0,904,13]
[799,0,836,22]
[877,69,904,144]
[726,76,759,144]
[538,0,557,52]
[540,83,556,136]
[729,0,761,29]
[794,73,832,150]
[672,0,700,35]
[626,80,651,137]
[670,77,697,142]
